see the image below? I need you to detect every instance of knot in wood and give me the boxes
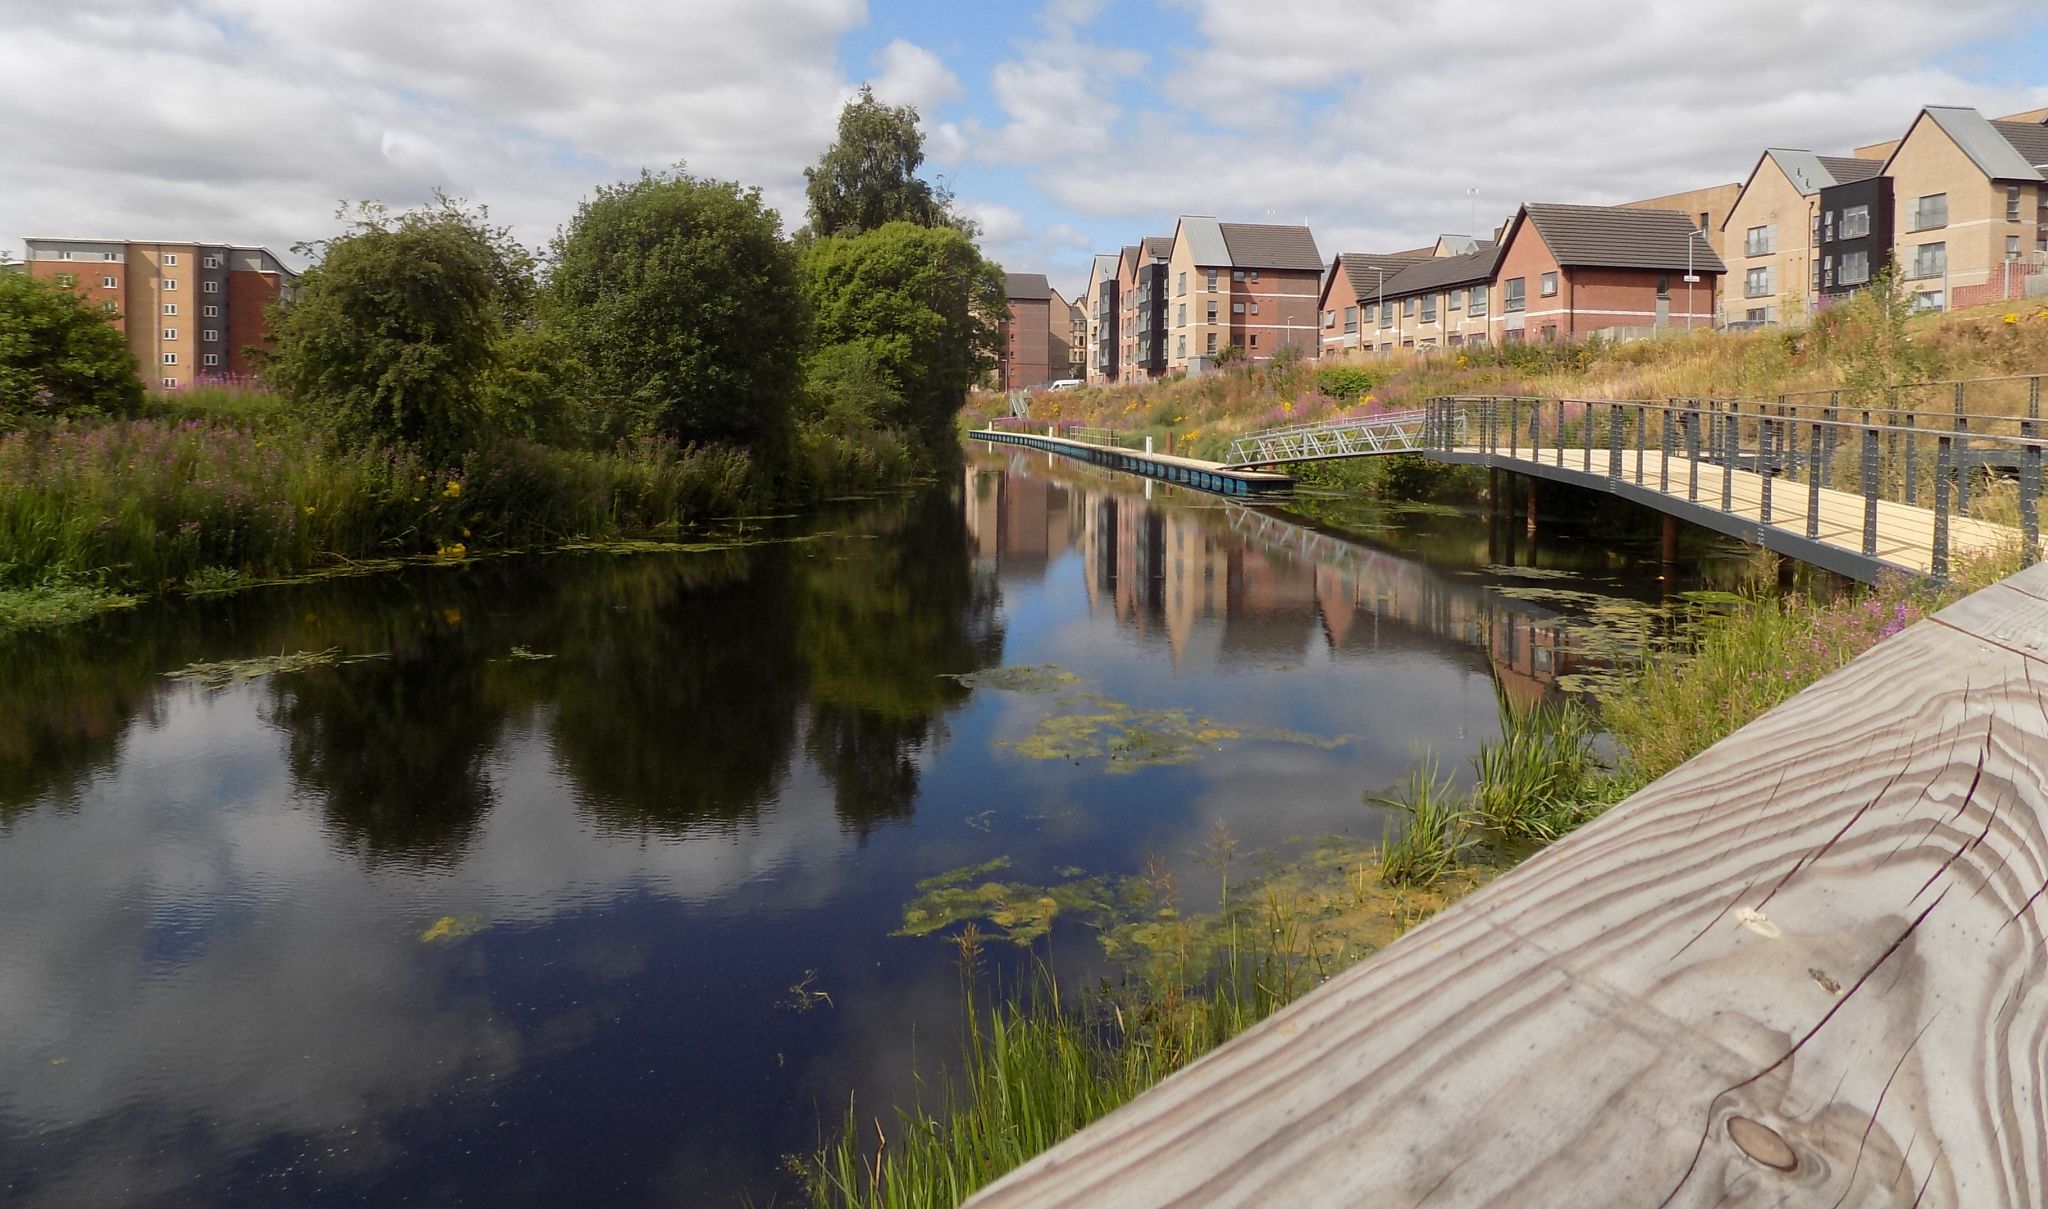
[1726,1116,1798,1171]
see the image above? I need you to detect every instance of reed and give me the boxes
[1373,758,1472,887]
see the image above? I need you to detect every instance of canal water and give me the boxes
[0,446,1732,1207]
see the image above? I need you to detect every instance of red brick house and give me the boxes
[997,272,1055,390]
[1316,251,1429,357]
[1490,204,1724,342]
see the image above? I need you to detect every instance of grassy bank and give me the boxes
[971,299,2048,464]
[0,389,926,633]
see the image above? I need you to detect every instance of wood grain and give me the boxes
[966,572,2048,1208]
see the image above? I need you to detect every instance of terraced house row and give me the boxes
[992,100,2048,386]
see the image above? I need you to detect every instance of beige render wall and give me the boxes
[1626,183,1741,260]
[1722,165,1815,325]
[1166,235,1200,373]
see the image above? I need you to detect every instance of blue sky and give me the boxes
[6,0,2046,293]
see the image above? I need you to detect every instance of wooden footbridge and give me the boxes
[967,559,2048,1206]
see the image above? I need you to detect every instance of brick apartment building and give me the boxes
[1362,244,1505,350]
[22,237,297,389]
[1082,252,1120,385]
[1316,250,1429,357]
[1162,217,1323,372]
[997,272,1056,391]
[1491,204,1724,342]
[1117,237,1172,384]
[1721,150,1883,326]
[1875,106,2048,311]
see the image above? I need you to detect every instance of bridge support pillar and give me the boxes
[1660,514,1679,564]
[1526,477,1538,537]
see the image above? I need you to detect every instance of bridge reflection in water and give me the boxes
[964,449,1639,708]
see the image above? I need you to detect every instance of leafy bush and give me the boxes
[0,272,144,425]
[1312,364,1386,400]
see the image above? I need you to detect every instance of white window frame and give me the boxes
[1744,225,1774,257]
[202,305,219,318]
[203,329,220,342]
[1539,271,1558,297]
[161,377,177,388]
[1841,205,1870,239]
[1744,266,1773,298]
[162,352,178,365]
[1907,194,1947,232]
[202,353,221,367]
[203,254,223,269]
[163,279,178,291]
[162,328,177,340]
[1910,241,1946,280]
[163,253,179,266]
[201,280,219,293]
[1840,250,1870,286]
[101,275,118,288]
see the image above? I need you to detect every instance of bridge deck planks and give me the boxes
[965,562,2048,1209]
[1445,446,2014,576]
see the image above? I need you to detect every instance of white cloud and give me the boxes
[868,38,962,112]
[0,0,870,260]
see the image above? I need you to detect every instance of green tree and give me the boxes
[266,197,533,461]
[804,85,954,238]
[799,222,1004,443]
[546,170,804,452]
[0,272,144,424]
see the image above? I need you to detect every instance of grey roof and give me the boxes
[1817,155,1882,185]
[1177,216,1231,266]
[1516,204,1726,273]
[1141,236,1174,260]
[1332,252,1430,303]
[1913,106,2045,182]
[1091,252,1119,282]
[1218,222,1323,271]
[1380,246,1507,297]
[1764,149,1843,196]
[1005,272,1051,301]
[1994,119,2048,173]
[1435,234,1484,256]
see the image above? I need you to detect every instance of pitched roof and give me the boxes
[1817,155,1882,185]
[1994,118,2048,174]
[1379,246,1506,297]
[1901,106,2045,182]
[1218,222,1322,271]
[1515,204,1726,273]
[1141,236,1174,260]
[1175,216,1231,265]
[1004,272,1051,301]
[1331,252,1430,302]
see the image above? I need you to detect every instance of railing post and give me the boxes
[1954,382,1971,517]
[1686,400,1701,502]
[1861,412,1879,557]
[1608,404,1623,486]
[1660,402,1672,493]
[1933,435,1953,579]
[1583,400,1594,472]
[1634,402,1646,485]
[1759,417,1774,525]
[1904,409,1919,505]
[1508,397,1520,458]
[2020,416,2039,565]
[1555,398,1566,467]
[1722,398,1736,512]
[1530,398,1541,458]
[1807,421,1822,540]
[1822,391,1839,491]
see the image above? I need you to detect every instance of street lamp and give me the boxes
[1683,228,1711,331]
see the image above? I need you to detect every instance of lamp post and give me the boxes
[1683,229,1711,331]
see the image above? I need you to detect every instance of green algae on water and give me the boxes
[943,664,1081,694]
[166,647,389,689]
[1001,690,1351,772]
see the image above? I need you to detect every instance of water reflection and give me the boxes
[0,453,1702,1208]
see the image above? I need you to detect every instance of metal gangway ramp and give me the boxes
[1222,408,1463,468]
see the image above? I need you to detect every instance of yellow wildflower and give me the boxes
[2006,313,2020,325]
[442,479,462,498]
[303,505,316,515]
[437,542,468,559]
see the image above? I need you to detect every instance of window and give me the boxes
[1231,301,1245,314]
[1841,204,1870,238]
[1249,270,1259,283]
[54,273,75,287]
[203,305,219,317]
[1420,294,1436,321]
[1177,272,1187,295]
[202,281,219,293]
[203,329,220,342]
[163,254,178,266]
[162,328,177,340]
[203,255,222,269]
[1177,303,1186,326]
[1206,301,1218,322]
[1822,255,1833,288]
[1205,333,1217,353]
[162,378,177,388]
[1342,306,1357,333]
[1744,266,1774,297]
[1449,290,1461,311]
[1503,277,1526,312]
[1249,334,1259,348]
[103,251,121,261]
[1744,225,1774,256]
[1324,309,1336,329]
[1176,335,1186,357]
[162,353,178,365]
[203,353,221,367]
[56,250,73,260]
[2009,185,2023,223]
[1363,302,1374,322]
[163,279,177,291]
[1907,194,1947,232]
[1810,213,1820,246]
[1840,250,1869,285]
[1206,268,1218,290]
[1822,210,1834,241]
[100,275,117,288]
[1399,297,1414,317]
[1378,304,1392,328]
[1249,301,1260,315]
[100,301,118,314]
[1656,275,1670,300]
[1909,242,1946,280]
[2009,235,2024,259]
[163,303,177,315]
[1746,307,1769,324]
[1539,271,1558,297]
[1469,286,1487,316]
[1232,269,1245,282]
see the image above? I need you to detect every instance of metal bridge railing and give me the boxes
[1224,408,1464,467]
[1423,388,2048,578]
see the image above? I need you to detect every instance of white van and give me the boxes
[1046,378,1084,392]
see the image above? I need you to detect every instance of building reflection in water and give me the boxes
[964,449,1609,706]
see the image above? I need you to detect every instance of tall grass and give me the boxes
[0,417,762,595]
[1470,683,1608,841]
[1373,759,1472,886]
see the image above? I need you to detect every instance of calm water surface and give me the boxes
[0,447,1728,1207]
